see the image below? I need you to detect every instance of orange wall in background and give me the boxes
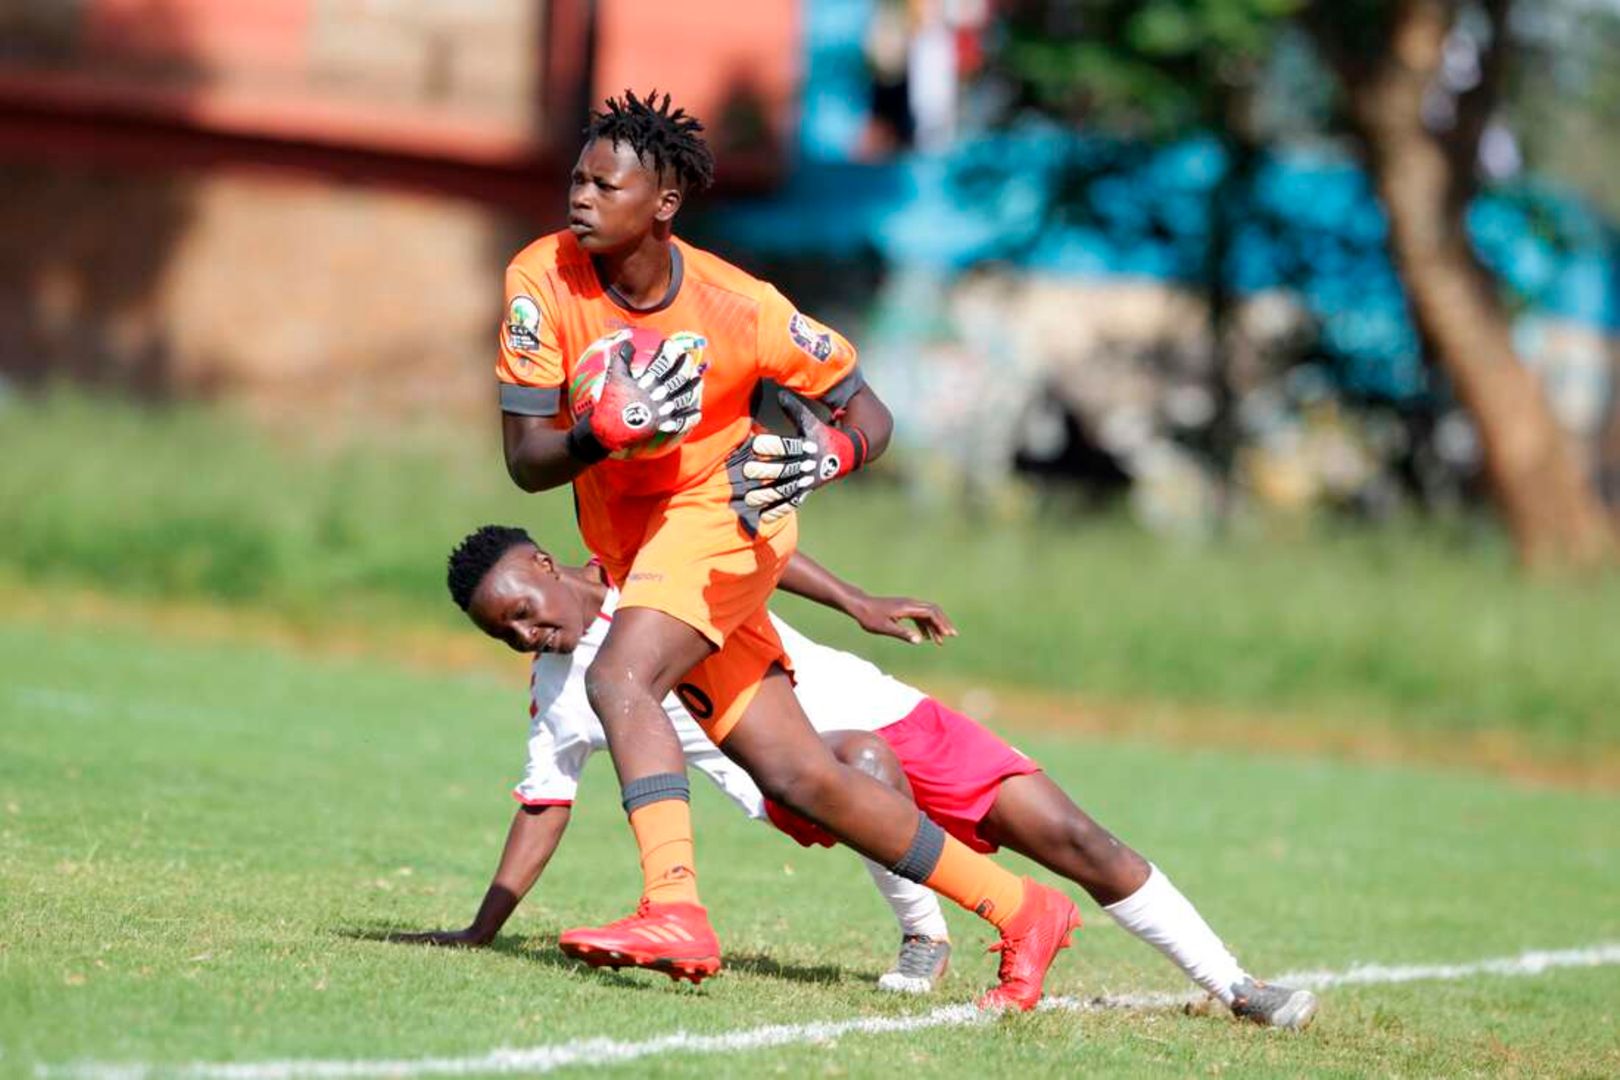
[83,0,312,73]
[591,0,799,178]
[0,0,796,204]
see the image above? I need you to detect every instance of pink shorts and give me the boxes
[763,697,1042,854]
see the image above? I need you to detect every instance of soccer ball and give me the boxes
[568,327,708,460]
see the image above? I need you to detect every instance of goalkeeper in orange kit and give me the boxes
[494,89,1077,1009]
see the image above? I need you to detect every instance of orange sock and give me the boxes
[924,835,1027,929]
[628,798,701,906]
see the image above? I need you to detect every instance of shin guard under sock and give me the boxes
[622,773,700,906]
[890,816,1026,929]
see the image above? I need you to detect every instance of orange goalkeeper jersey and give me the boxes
[496,231,864,554]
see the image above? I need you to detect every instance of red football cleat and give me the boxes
[558,899,722,984]
[976,879,1081,1012]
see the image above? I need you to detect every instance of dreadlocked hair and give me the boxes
[584,89,715,194]
[447,524,536,611]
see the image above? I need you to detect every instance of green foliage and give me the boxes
[2,394,1617,754]
[1295,0,1401,70]
[1,620,1617,1073]
[0,393,583,617]
[786,494,1617,752]
[1508,0,1620,218]
[997,0,1304,134]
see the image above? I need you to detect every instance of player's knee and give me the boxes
[832,733,904,791]
[760,756,842,817]
[583,652,650,722]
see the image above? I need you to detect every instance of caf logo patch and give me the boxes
[506,295,541,352]
[818,454,842,481]
[620,401,652,429]
[788,312,834,363]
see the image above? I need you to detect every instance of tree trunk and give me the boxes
[1334,0,1615,568]
[1600,363,1620,524]
[1202,129,1250,524]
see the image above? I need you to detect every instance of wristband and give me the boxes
[566,418,610,465]
[846,426,870,472]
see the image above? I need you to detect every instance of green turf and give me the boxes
[3,393,1618,758]
[2,618,1616,1077]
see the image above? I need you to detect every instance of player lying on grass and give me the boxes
[400,524,1318,1029]
[396,531,959,994]
[497,89,1077,1009]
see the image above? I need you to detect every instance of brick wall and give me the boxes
[1,0,551,160]
[0,163,558,427]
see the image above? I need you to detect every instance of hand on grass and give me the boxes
[387,927,490,949]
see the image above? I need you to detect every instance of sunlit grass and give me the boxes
[3,391,1616,752]
[1,619,1616,1075]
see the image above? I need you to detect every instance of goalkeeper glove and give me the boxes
[570,333,703,461]
[727,390,869,528]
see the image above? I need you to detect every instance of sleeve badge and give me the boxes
[506,295,541,352]
[788,312,835,363]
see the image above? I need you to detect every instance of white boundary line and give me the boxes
[38,943,1620,1080]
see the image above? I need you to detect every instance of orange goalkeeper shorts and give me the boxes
[591,464,797,744]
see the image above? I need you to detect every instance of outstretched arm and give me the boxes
[392,803,572,947]
[778,551,956,645]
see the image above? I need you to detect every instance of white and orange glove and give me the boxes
[727,390,870,527]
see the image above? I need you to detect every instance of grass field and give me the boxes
[4,612,1618,1077]
[4,394,1620,772]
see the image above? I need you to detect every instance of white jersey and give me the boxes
[512,590,927,818]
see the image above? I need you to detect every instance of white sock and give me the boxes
[1104,865,1248,1003]
[863,858,950,940]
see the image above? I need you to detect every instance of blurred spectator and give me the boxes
[861,0,915,157]
[857,0,989,159]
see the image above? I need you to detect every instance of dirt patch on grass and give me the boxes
[8,580,1617,793]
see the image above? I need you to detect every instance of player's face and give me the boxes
[467,547,589,655]
[567,138,680,253]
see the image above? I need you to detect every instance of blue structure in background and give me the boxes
[700,0,1620,406]
[799,0,876,163]
[706,132,1620,405]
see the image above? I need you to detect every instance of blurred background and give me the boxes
[1,1,1616,777]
